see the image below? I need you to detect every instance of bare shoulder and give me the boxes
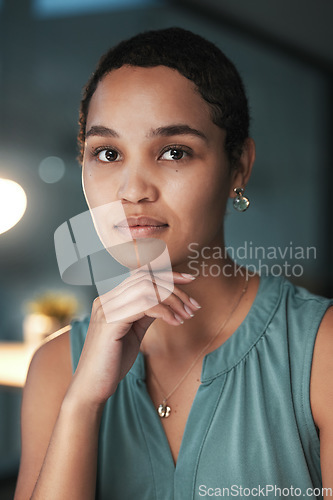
[311,306,333,429]
[27,326,73,393]
[310,306,333,497]
[23,327,73,414]
[15,327,73,499]
[310,305,333,430]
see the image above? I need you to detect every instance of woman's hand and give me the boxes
[67,270,199,408]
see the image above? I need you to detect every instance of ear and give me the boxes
[228,138,256,198]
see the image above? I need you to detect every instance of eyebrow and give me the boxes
[148,125,208,142]
[85,124,208,142]
[86,125,119,139]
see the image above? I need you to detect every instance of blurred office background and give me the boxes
[0,0,332,496]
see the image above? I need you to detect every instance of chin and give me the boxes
[107,238,172,273]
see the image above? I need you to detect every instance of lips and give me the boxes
[115,216,168,228]
[114,215,169,239]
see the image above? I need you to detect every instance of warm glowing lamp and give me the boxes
[0,178,27,235]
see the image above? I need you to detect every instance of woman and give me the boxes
[15,28,333,499]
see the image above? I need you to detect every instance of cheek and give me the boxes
[82,165,108,209]
[82,169,94,208]
[169,178,228,254]
[178,169,229,220]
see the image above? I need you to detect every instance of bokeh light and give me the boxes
[38,156,65,183]
[0,178,27,235]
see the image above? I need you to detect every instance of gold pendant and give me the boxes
[157,402,171,418]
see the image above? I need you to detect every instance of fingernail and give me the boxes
[174,314,184,324]
[181,273,196,280]
[184,304,194,317]
[189,297,201,308]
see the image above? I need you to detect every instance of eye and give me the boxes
[96,148,120,162]
[159,147,189,161]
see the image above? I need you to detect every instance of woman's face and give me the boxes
[82,65,239,272]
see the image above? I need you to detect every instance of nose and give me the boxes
[117,163,158,204]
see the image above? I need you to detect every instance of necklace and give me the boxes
[149,273,249,418]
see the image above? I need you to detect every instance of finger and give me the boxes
[102,284,198,325]
[96,268,175,301]
[101,294,185,327]
[97,280,166,323]
[101,275,198,322]
[96,272,200,323]
[130,268,196,284]
[102,270,196,304]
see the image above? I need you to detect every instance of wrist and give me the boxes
[62,382,107,420]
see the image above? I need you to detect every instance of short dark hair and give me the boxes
[78,27,250,165]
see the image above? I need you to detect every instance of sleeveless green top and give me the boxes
[70,275,332,499]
